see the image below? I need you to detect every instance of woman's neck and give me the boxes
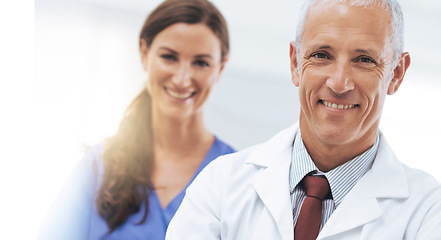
[152,110,213,156]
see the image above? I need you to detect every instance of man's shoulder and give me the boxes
[209,143,264,174]
[402,164,441,198]
[377,132,441,197]
[210,123,299,173]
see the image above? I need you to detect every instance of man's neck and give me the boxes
[299,120,377,172]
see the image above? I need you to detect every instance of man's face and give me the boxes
[290,1,409,156]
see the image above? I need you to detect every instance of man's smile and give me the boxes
[320,100,359,110]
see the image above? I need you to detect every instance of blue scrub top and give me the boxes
[38,137,234,240]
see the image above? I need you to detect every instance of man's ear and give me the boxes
[140,38,149,71]
[388,52,411,95]
[290,41,300,87]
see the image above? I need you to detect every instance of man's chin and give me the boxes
[312,124,357,146]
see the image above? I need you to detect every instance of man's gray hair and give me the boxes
[295,0,404,62]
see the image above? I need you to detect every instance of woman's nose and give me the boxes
[172,63,192,88]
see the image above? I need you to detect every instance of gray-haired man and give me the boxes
[166,1,441,239]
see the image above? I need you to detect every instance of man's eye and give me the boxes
[160,54,177,61]
[194,60,209,67]
[357,57,376,64]
[311,52,329,59]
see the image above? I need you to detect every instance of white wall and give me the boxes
[4,0,441,239]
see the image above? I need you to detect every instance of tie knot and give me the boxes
[302,175,330,201]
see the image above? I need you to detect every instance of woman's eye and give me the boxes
[194,60,209,67]
[160,54,177,61]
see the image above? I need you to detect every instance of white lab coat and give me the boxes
[166,123,441,240]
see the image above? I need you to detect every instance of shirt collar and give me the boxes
[289,129,379,207]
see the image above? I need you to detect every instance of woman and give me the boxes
[38,0,234,239]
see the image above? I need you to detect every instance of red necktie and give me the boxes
[294,175,330,240]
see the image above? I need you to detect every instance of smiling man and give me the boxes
[165,0,441,239]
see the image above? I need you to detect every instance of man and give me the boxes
[165,0,441,239]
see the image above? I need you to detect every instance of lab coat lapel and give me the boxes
[251,148,293,239]
[247,124,298,240]
[317,171,382,239]
[318,133,409,239]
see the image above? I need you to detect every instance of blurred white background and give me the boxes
[2,0,441,239]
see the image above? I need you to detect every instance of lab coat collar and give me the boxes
[245,123,298,167]
[246,123,298,239]
[370,132,409,199]
[245,123,410,239]
[318,132,410,239]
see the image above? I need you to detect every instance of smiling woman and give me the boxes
[141,23,226,121]
[37,0,234,239]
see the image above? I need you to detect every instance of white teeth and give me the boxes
[166,88,194,99]
[322,100,356,109]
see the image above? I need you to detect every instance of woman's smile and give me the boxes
[163,86,196,101]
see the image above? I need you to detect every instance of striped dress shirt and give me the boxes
[289,129,379,232]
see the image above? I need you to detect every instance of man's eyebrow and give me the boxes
[317,45,331,50]
[355,49,379,56]
[304,45,332,54]
[312,46,380,55]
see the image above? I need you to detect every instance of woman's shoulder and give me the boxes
[213,136,235,155]
[83,142,105,162]
[79,142,106,175]
[36,143,107,240]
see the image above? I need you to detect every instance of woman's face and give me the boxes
[141,23,226,121]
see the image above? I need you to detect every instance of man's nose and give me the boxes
[326,61,355,94]
[172,63,192,87]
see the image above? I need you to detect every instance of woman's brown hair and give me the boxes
[95,0,229,233]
